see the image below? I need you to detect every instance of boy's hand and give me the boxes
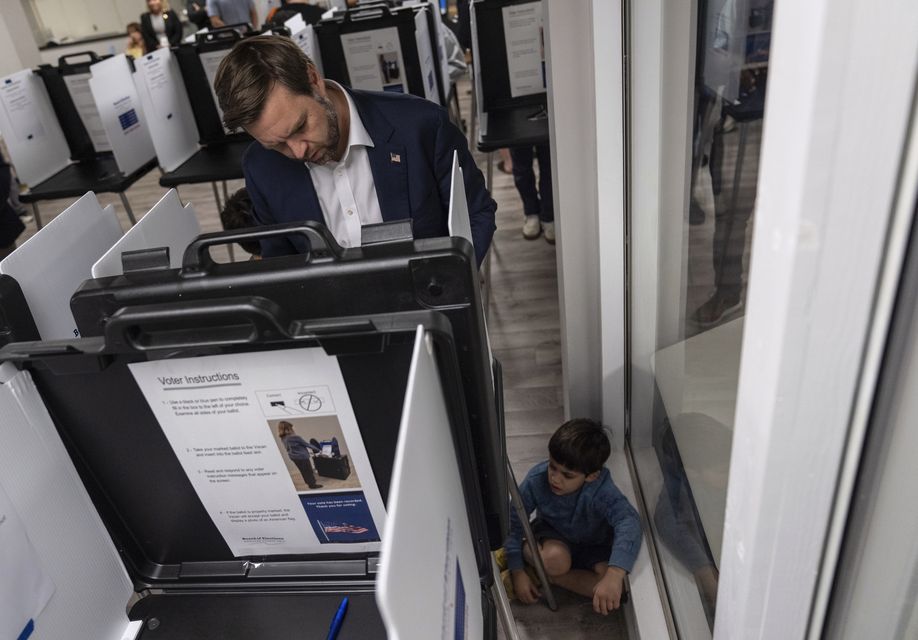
[511,569,541,605]
[593,566,626,615]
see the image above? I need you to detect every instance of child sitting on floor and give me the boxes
[219,188,262,258]
[499,419,642,615]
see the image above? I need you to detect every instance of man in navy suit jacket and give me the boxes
[214,36,496,265]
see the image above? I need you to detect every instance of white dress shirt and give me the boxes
[306,83,383,249]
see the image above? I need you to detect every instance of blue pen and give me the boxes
[326,596,349,640]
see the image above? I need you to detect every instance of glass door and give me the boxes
[626,0,774,636]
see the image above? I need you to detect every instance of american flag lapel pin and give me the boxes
[390,152,401,164]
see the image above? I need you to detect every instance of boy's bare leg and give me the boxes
[548,562,607,598]
[522,539,572,577]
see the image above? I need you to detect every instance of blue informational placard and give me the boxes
[17,619,35,640]
[300,491,380,543]
[454,560,466,640]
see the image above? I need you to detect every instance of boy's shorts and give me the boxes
[531,518,613,571]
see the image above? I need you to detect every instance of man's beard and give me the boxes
[306,93,341,165]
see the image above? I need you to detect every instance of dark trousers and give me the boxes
[510,144,554,222]
[292,457,318,488]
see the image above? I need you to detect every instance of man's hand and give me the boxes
[511,569,541,605]
[592,566,626,615]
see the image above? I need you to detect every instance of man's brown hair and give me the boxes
[214,35,317,131]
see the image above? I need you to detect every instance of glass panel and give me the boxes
[627,0,774,635]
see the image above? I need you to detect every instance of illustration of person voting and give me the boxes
[278,420,323,490]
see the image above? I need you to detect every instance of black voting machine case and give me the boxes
[0,224,504,639]
[317,4,430,100]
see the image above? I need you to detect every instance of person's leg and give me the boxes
[498,147,513,174]
[534,143,553,223]
[509,146,541,239]
[522,538,571,577]
[548,561,609,599]
[534,143,555,243]
[293,457,321,489]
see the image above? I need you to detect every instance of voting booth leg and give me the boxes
[30,202,44,230]
[507,458,558,611]
[118,193,137,225]
[491,553,522,640]
[211,182,223,212]
[448,83,465,134]
[469,73,478,150]
[218,180,236,262]
[716,122,750,286]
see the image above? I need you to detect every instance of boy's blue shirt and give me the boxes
[505,460,642,573]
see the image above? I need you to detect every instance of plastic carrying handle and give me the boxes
[58,51,102,70]
[103,297,291,351]
[344,3,393,23]
[180,221,343,275]
[198,23,251,44]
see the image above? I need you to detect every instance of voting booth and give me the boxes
[0,221,506,639]
[316,2,441,104]
[173,27,254,145]
[0,192,124,340]
[160,27,256,209]
[0,53,158,228]
[470,0,549,149]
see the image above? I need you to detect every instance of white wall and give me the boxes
[591,0,627,445]
[715,0,918,636]
[0,1,42,77]
[544,0,603,423]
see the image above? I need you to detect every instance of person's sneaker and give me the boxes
[18,214,34,224]
[689,202,706,226]
[308,484,323,489]
[494,547,508,571]
[522,215,541,239]
[542,222,555,244]
[501,569,516,601]
[692,290,743,327]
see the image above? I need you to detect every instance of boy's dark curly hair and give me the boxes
[548,418,611,475]
[219,188,261,255]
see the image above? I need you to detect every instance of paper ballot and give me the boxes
[92,190,200,278]
[377,327,482,640]
[0,481,55,640]
[0,193,123,339]
[447,151,472,246]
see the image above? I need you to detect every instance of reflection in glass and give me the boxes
[629,0,773,635]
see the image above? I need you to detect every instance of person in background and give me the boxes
[206,0,258,28]
[185,0,211,30]
[511,143,554,243]
[219,187,262,258]
[140,0,183,52]
[0,155,26,260]
[264,1,325,27]
[125,22,145,58]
